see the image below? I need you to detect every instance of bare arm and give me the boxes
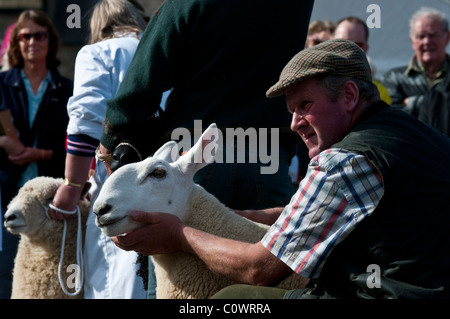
[111,211,293,286]
[50,153,92,220]
[234,207,284,225]
[182,223,292,286]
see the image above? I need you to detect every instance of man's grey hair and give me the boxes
[409,7,449,36]
[319,75,380,106]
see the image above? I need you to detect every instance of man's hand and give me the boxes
[111,211,293,286]
[97,144,113,176]
[403,97,410,107]
[111,211,185,256]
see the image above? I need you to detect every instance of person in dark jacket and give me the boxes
[381,7,450,117]
[0,9,72,299]
[98,0,314,210]
[419,73,450,137]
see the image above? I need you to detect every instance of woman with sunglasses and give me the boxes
[0,9,72,298]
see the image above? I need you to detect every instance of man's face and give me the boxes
[334,20,369,53]
[287,78,354,159]
[410,15,450,66]
[306,30,334,48]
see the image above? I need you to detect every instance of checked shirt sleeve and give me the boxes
[261,148,384,279]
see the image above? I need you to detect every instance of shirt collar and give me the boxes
[20,69,54,86]
[405,54,449,79]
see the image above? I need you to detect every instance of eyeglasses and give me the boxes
[17,31,48,42]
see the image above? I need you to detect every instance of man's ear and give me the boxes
[342,80,360,112]
[445,31,450,46]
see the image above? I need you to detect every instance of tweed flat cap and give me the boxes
[266,39,372,97]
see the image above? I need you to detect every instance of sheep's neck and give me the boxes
[151,184,269,298]
[19,236,61,266]
[23,234,60,250]
[184,184,268,241]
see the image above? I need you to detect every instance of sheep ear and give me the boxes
[153,141,179,163]
[176,123,219,176]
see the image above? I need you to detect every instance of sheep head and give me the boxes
[94,123,219,237]
[3,177,88,240]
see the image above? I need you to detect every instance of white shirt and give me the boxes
[67,34,141,140]
[68,34,146,299]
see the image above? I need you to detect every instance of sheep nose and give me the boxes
[5,213,16,222]
[95,204,112,217]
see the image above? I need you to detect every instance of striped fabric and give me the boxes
[67,134,99,157]
[261,148,384,279]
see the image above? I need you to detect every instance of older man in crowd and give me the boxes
[382,7,450,117]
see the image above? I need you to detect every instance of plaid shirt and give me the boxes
[262,148,384,279]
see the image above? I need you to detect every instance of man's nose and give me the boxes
[291,112,307,131]
[422,35,433,45]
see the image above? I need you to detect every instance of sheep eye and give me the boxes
[151,167,166,179]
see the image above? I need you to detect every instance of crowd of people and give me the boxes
[0,0,449,300]
[306,7,450,137]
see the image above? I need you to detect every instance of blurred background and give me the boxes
[310,0,450,79]
[1,0,450,81]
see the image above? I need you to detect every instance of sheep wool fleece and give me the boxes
[152,184,308,299]
[8,177,90,299]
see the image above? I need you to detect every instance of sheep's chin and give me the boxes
[5,225,27,235]
[97,216,146,237]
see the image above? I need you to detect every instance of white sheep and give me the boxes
[93,123,308,299]
[3,176,90,299]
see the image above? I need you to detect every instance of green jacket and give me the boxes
[101,0,314,156]
[318,101,450,298]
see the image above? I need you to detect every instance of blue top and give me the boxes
[0,66,72,205]
[18,69,52,186]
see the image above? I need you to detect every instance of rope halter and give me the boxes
[43,204,84,297]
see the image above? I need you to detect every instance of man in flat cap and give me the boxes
[111,40,450,299]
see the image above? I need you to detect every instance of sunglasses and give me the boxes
[17,31,49,42]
